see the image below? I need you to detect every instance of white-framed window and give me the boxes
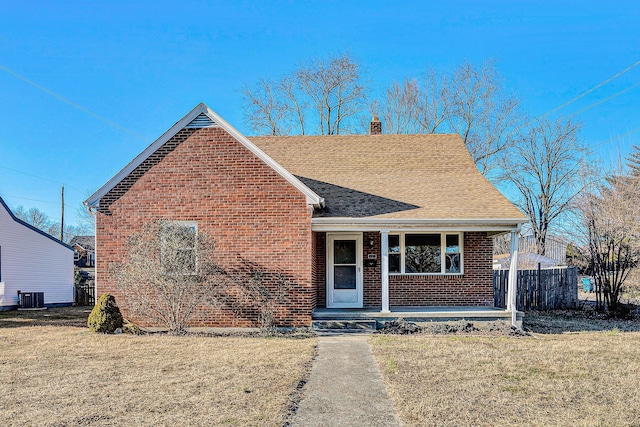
[161,221,198,274]
[388,232,463,275]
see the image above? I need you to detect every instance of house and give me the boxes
[493,252,563,270]
[493,232,568,268]
[85,103,527,328]
[0,197,74,310]
[69,235,95,267]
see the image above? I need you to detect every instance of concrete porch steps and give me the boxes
[312,307,524,328]
[311,319,378,332]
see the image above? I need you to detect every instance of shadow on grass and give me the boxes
[524,305,640,334]
[0,306,91,328]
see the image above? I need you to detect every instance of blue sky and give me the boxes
[1,0,639,227]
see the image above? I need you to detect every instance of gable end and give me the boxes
[0,197,74,250]
[85,103,323,211]
[98,128,197,214]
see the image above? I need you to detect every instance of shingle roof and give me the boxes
[249,134,525,221]
[69,235,95,251]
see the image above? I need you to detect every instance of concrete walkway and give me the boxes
[291,333,401,427]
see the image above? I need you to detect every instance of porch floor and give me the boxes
[313,306,523,324]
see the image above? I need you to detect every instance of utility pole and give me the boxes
[60,185,64,241]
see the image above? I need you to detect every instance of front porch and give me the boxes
[312,306,524,330]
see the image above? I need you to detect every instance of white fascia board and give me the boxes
[85,103,323,208]
[311,217,527,232]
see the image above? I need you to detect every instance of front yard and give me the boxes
[3,307,640,426]
[0,308,316,427]
[370,312,640,427]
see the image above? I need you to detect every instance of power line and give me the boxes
[568,82,640,118]
[591,127,640,149]
[0,64,151,143]
[0,164,86,195]
[543,59,640,116]
[0,192,76,209]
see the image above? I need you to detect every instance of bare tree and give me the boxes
[13,206,51,230]
[501,117,584,256]
[242,52,368,135]
[415,69,451,134]
[112,221,224,334]
[241,78,291,136]
[75,202,95,235]
[576,173,640,313]
[375,61,521,175]
[447,62,521,174]
[296,53,367,135]
[379,78,422,134]
[12,205,81,243]
[280,75,307,135]
[47,223,82,244]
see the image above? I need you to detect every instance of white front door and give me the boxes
[327,233,363,308]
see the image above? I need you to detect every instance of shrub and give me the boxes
[88,293,123,333]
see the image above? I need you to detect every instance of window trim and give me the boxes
[388,232,464,275]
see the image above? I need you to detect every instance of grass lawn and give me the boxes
[370,314,640,427]
[0,308,317,426]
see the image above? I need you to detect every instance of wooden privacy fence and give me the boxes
[493,266,578,311]
[74,281,95,306]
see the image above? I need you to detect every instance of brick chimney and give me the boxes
[370,116,382,135]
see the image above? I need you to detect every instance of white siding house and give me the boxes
[0,197,74,309]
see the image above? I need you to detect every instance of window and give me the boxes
[161,221,197,274]
[388,232,463,274]
[445,234,461,273]
[388,235,401,273]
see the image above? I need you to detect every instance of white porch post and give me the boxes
[507,229,520,327]
[380,230,390,313]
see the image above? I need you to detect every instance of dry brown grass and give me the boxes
[370,330,640,426]
[0,309,316,426]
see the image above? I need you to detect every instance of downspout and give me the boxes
[87,205,98,307]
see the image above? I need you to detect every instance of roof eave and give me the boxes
[311,217,528,232]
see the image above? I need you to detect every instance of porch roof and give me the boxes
[249,134,526,225]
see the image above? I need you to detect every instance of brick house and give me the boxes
[85,103,526,328]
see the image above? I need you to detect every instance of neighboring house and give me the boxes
[85,103,527,327]
[69,235,95,267]
[493,233,568,270]
[0,197,74,310]
[493,233,568,266]
[493,252,564,270]
[519,234,568,265]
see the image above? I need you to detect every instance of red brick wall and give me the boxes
[96,127,313,327]
[363,231,382,307]
[314,231,494,308]
[312,232,326,308]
